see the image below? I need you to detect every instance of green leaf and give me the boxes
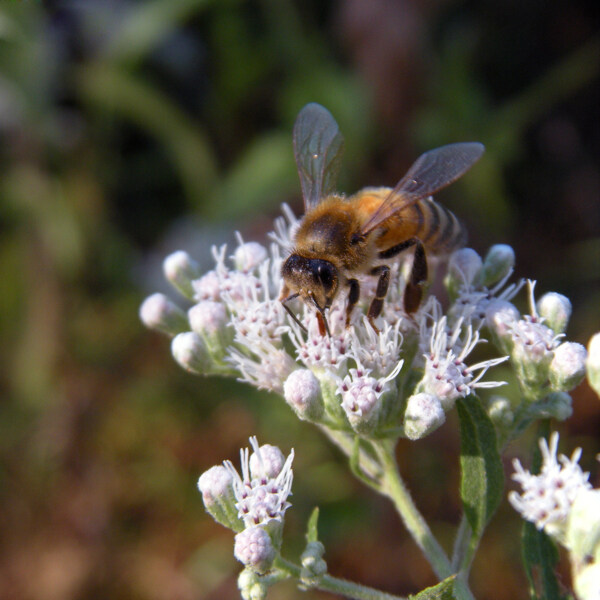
[521,522,564,600]
[410,575,456,600]
[306,507,320,544]
[457,396,504,536]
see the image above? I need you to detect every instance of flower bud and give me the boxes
[283,369,324,421]
[249,444,286,480]
[534,391,573,421]
[487,396,513,429]
[587,332,600,398]
[238,568,268,600]
[188,301,233,359]
[163,251,200,299]
[446,248,483,297]
[171,332,212,374]
[549,342,587,392]
[234,242,268,272]
[485,299,520,349]
[139,293,188,336]
[234,526,276,574]
[301,541,327,585]
[192,269,222,302]
[477,244,515,287]
[198,466,243,531]
[403,393,445,440]
[536,292,572,335]
[338,374,385,435]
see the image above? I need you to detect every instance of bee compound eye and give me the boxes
[316,261,336,293]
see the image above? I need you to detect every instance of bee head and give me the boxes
[280,254,339,333]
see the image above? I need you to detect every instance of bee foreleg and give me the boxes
[367,265,390,332]
[346,278,360,327]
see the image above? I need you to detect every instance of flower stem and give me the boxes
[373,440,453,581]
[451,515,479,600]
[274,556,407,600]
[317,425,382,481]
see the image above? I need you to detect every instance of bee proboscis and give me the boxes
[280,102,484,336]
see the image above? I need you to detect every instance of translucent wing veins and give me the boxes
[361,142,484,236]
[293,103,345,210]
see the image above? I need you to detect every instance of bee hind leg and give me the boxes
[367,265,390,332]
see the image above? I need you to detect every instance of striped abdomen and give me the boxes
[353,188,466,256]
[411,196,466,254]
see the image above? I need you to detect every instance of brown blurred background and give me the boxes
[0,1,599,599]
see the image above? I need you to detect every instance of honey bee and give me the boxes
[280,103,484,335]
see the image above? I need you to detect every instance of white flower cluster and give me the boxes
[509,432,591,540]
[485,279,588,410]
[510,433,600,600]
[140,205,588,441]
[198,437,294,573]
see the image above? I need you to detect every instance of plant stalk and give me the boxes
[274,556,406,600]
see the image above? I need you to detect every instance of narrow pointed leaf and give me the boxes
[306,507,320,544]
[521,522,564,600]
[457,396,504,536]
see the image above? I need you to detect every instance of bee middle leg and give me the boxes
[367,265,390,332]
[378,238,428,314]
[345,278,360,327]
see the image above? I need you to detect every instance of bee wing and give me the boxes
[293,103,345,210]
[361,142,484,236]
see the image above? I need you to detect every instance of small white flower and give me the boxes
[249,444,286,480]
[509,432,592,541]
[268,203,299,252]
[450,267,523,329]
[549,342,587,391]
[349,318,404,379]
[234,525,276,573]
[485,299,521,340]
[509,315,561,363]
[192,269,222,301]
[197,465,241,531]
[189,300,227,333]
[139,293,187,336]
[283,369,323,421]
[288,304,352,372]
[336,360,403,432]
[233,237,268,272]
[337,367,381,422]
[163,250,200,299]
[403,393,446,440]
[509,281,563,359]
[225,260,287,344]
[447,248,483,287]
[423,316,508,408]
[502,281,565,390]
[171,332,212,374]
[224,437,294,530]
[198,465,234,504]
[537,292,572,334]
[478,244,515,287]
[228,338,296,394]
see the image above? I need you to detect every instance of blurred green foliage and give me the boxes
[0,1,598,599]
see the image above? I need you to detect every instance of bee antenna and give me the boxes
[281,294,308,333]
